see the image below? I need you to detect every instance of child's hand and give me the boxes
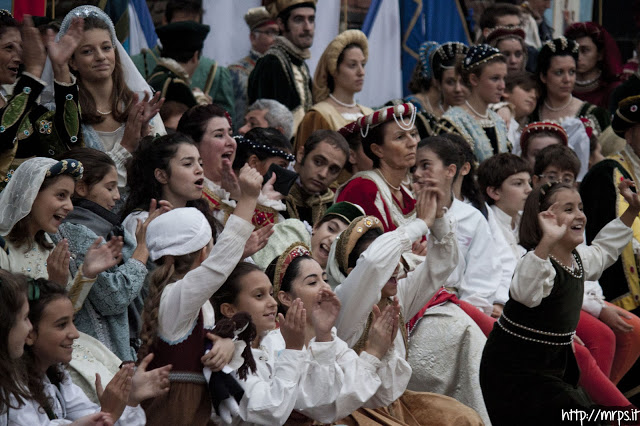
[82,237,124,279]
[491,303,504,319]
[620,179,640,212]
[364,299,400,359]
[96,365,133,422]
[599,304,634,334]
[310,289,341,342]
[132,199,170,263]
[201,334,235,372]
[238,164,263,200]
[129,353,171,406]
[242,223,274,258]
[70,412,114,426]
[278,298,306,350]
[47,239,70,285]
[538,202,567,244]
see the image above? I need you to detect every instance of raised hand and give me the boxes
[47,239,71,285]
[242,223,274,258]
[120,94,145,153]
[238,164,263,200]
[278,298,306,350]
[131,199,170,264]
[415,184,443,227]
[138,92,164,138]
[20,15,46,77]
[364,300,400,359]
[48,16,84,77]
[310,289,341,342]
[82,237,124,279]
[220,159,241,199]
[129,353,171,406]
[96,365,133,422]
[201,334,235,372]
[538,202,567,244]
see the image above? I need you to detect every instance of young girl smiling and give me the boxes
[56,148,165,361]
[480,180,640,425]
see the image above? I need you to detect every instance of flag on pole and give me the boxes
[400,0,471,96]
[358,0,402,108]
[127,0,158,55]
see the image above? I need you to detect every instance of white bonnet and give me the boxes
[146,207,212,262]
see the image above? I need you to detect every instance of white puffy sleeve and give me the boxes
[363,346,411,408]
[236,346,307,425]
[334,219,426,347]
[509,251,556,308]
[398,215,459,320]
[577,217,633,282]
[296,332,382,423]
[157,214,253,342]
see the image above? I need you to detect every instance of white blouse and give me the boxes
[158,214,253,343]
[510,218,633,308]
[447,198,503,314]
[334,216,458,368]
[7,370,145,425]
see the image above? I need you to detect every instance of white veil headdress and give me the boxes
[40,6,165,134]
[0,157,58,236]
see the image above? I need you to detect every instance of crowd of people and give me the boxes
[1,0,640,424]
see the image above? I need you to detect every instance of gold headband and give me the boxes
[273,242,311,295]
[335,216,383,275]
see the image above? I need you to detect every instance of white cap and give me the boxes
[146,208,212,262]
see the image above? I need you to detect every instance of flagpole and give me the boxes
[51,0,55,19]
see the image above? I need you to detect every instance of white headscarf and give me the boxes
[0,157,58,236]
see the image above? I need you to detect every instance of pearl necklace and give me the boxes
[375,169,401,191]
[576,70,602,87]
[549,252,583,279]
[465,100,489,119]
[96,109,112,115]
[544,95,573,112]
[329,93,356,108]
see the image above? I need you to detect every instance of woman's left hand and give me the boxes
[311,289,341,342]
[620,179,640,212]
[128,354,172,406]
[47,17,84,68]
[82,237,123,279]
[262,173,285,201]
[139,92,164,137]
[201,335,235,372]
[96,365,133,423]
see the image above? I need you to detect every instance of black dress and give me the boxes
[480,252,601,426]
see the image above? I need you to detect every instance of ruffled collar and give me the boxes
[157,57,190,81]
[273,36,311,60]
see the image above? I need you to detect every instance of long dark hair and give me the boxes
[519,182,576,251]
[23,280,68,416]
[73,16,134,125]
[210,262,265,322]
[137,251,202,361]
[441,133,487,217]
[0,271,30,415]
[177,104,230,144]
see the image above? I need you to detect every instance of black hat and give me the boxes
[156,21,210,54]
[612,95,640,137]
